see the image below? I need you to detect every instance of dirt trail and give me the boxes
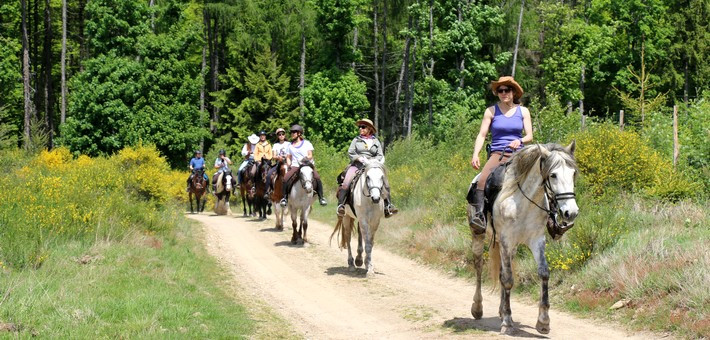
[189,213,652,339]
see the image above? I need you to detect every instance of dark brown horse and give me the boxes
[253,159,271,219]
[188,169,207,213]
[270,160,289,229]
[240,161,257,217]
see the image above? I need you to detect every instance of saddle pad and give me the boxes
[484,162,508,215]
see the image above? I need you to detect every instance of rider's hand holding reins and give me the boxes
[508,138,523,150]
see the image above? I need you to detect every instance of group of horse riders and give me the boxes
[187,120,399,218]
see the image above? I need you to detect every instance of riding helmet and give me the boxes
[194,150,202,154]
[258,130,267,136]
[290,124,304,133]
[218,149,226,155]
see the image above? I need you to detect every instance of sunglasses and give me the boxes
[277,132,285,136]
[358,125,368,129]
[497,87,512,94]
[290,130,299,134]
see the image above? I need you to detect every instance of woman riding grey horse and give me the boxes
[336,118,397,218]
[469,76,533,232]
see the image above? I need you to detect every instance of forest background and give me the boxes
[0,0,708,337]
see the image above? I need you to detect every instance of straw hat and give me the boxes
[247,134,259,144]
[275,128,285,134]
[355,118,377,134]
[491,76,524,100]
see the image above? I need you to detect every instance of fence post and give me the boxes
[581,114,586,130]
[619,110,624,131]
[673,105,679,167]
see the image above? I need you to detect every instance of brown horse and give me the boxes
[270,160,289,230]
[240,161,257,217]
[253,159,271,219]
[188,169,207,213]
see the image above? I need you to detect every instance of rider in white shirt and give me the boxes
[279,124,327,206]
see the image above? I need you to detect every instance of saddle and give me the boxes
[336,163,367,216]
[466,162,509,228]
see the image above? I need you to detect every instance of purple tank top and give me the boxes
[490,105,524,152]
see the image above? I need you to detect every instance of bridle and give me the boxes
[516,152,576,228]
[298,164,313,189]
[361,166,383,198]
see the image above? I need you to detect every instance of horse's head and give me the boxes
[298,165,314,194]
[540,141,578,227]
[192,169,205,190]
[223,170,233,192]
[364,164,385,203]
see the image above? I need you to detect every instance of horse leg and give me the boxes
[343,217,355,271]
[471,232,485,319]
[290,208,298,244]
[189,193,194,214]
[530,236,551,334]
[200,196,206,213]
[241,190,248,216]
[355,222,364,267]
[362,221,375,277]
[498,238,516,335]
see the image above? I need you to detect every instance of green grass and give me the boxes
[0,213,297,338]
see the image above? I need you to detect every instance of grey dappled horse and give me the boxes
[330,162,386,277]
[288,163,316,244]
[469,142,579,335]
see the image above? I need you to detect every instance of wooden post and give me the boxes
[581,114,586,130]
[619,110,624,131]
[673,105,679,167]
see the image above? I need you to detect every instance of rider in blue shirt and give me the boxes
[187,150,209,192]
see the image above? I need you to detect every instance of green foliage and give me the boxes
[302,69,369,149]
[313,0,359,67]
[530,94,582,143]
[59,30,208,166]
[214,48,298,145]
[86,0,151,56]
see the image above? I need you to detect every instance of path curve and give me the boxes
[189,213,653,339]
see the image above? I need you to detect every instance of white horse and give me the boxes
[469,142,579,335]
[288,163,316,245]
[330,162,386,277]
[214,170,233,215]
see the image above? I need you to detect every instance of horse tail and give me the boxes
[489,236,501,290]
[329,215,344,249]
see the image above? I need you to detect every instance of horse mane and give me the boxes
[499,143,577,200]
[363,161,386,174]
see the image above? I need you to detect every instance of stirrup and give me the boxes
[319,198,328,206]
[470,214,486,234]
[280,198,288,207]
[384,204,398,218]
[336,204,345,217]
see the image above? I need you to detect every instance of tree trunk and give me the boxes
[299,19,306,117]
[373,0,380,131]
[511,0,525,77]
[61,0,67,125]
[200,40,206,150]
[456,2,464,89]
[351,15,359,70]
[578,63,585,115]
[428,0,434,126]
[537,7,546,105]
[381,0,387,136]
[407,30,418,137]
[684,55,689,110]
[43,0,54,148]
[640,37,645,123]
[22,0,34,149]
[79,0,86,70]
[149,0,155,32]
[395,15,413,137]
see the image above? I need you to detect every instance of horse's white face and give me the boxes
[225,174,233,191]
[547,152,578,226]
[298,166,314,194]
[366,167,385,203]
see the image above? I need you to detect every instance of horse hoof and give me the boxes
[348,265,356,272]
[355,257,363,267]
[297,239,304,245]
[500,325,514,336]
[471,304,483,320]
[536,321,550,334]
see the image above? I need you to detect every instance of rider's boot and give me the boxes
[384,198,398,218]
[469,189,486,234]
[316,179,327,206]
[336,188,347,217]
[280,182,289,206]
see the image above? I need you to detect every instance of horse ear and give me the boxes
[566,140,576,156]
[537,144,551,160]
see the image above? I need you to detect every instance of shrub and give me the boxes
[570,123,696,199]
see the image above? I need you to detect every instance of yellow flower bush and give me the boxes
[570,124,696,199]
[0,145,189,269]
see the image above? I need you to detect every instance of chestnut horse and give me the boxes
[270,160,289,230]
[188,169,207,213]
